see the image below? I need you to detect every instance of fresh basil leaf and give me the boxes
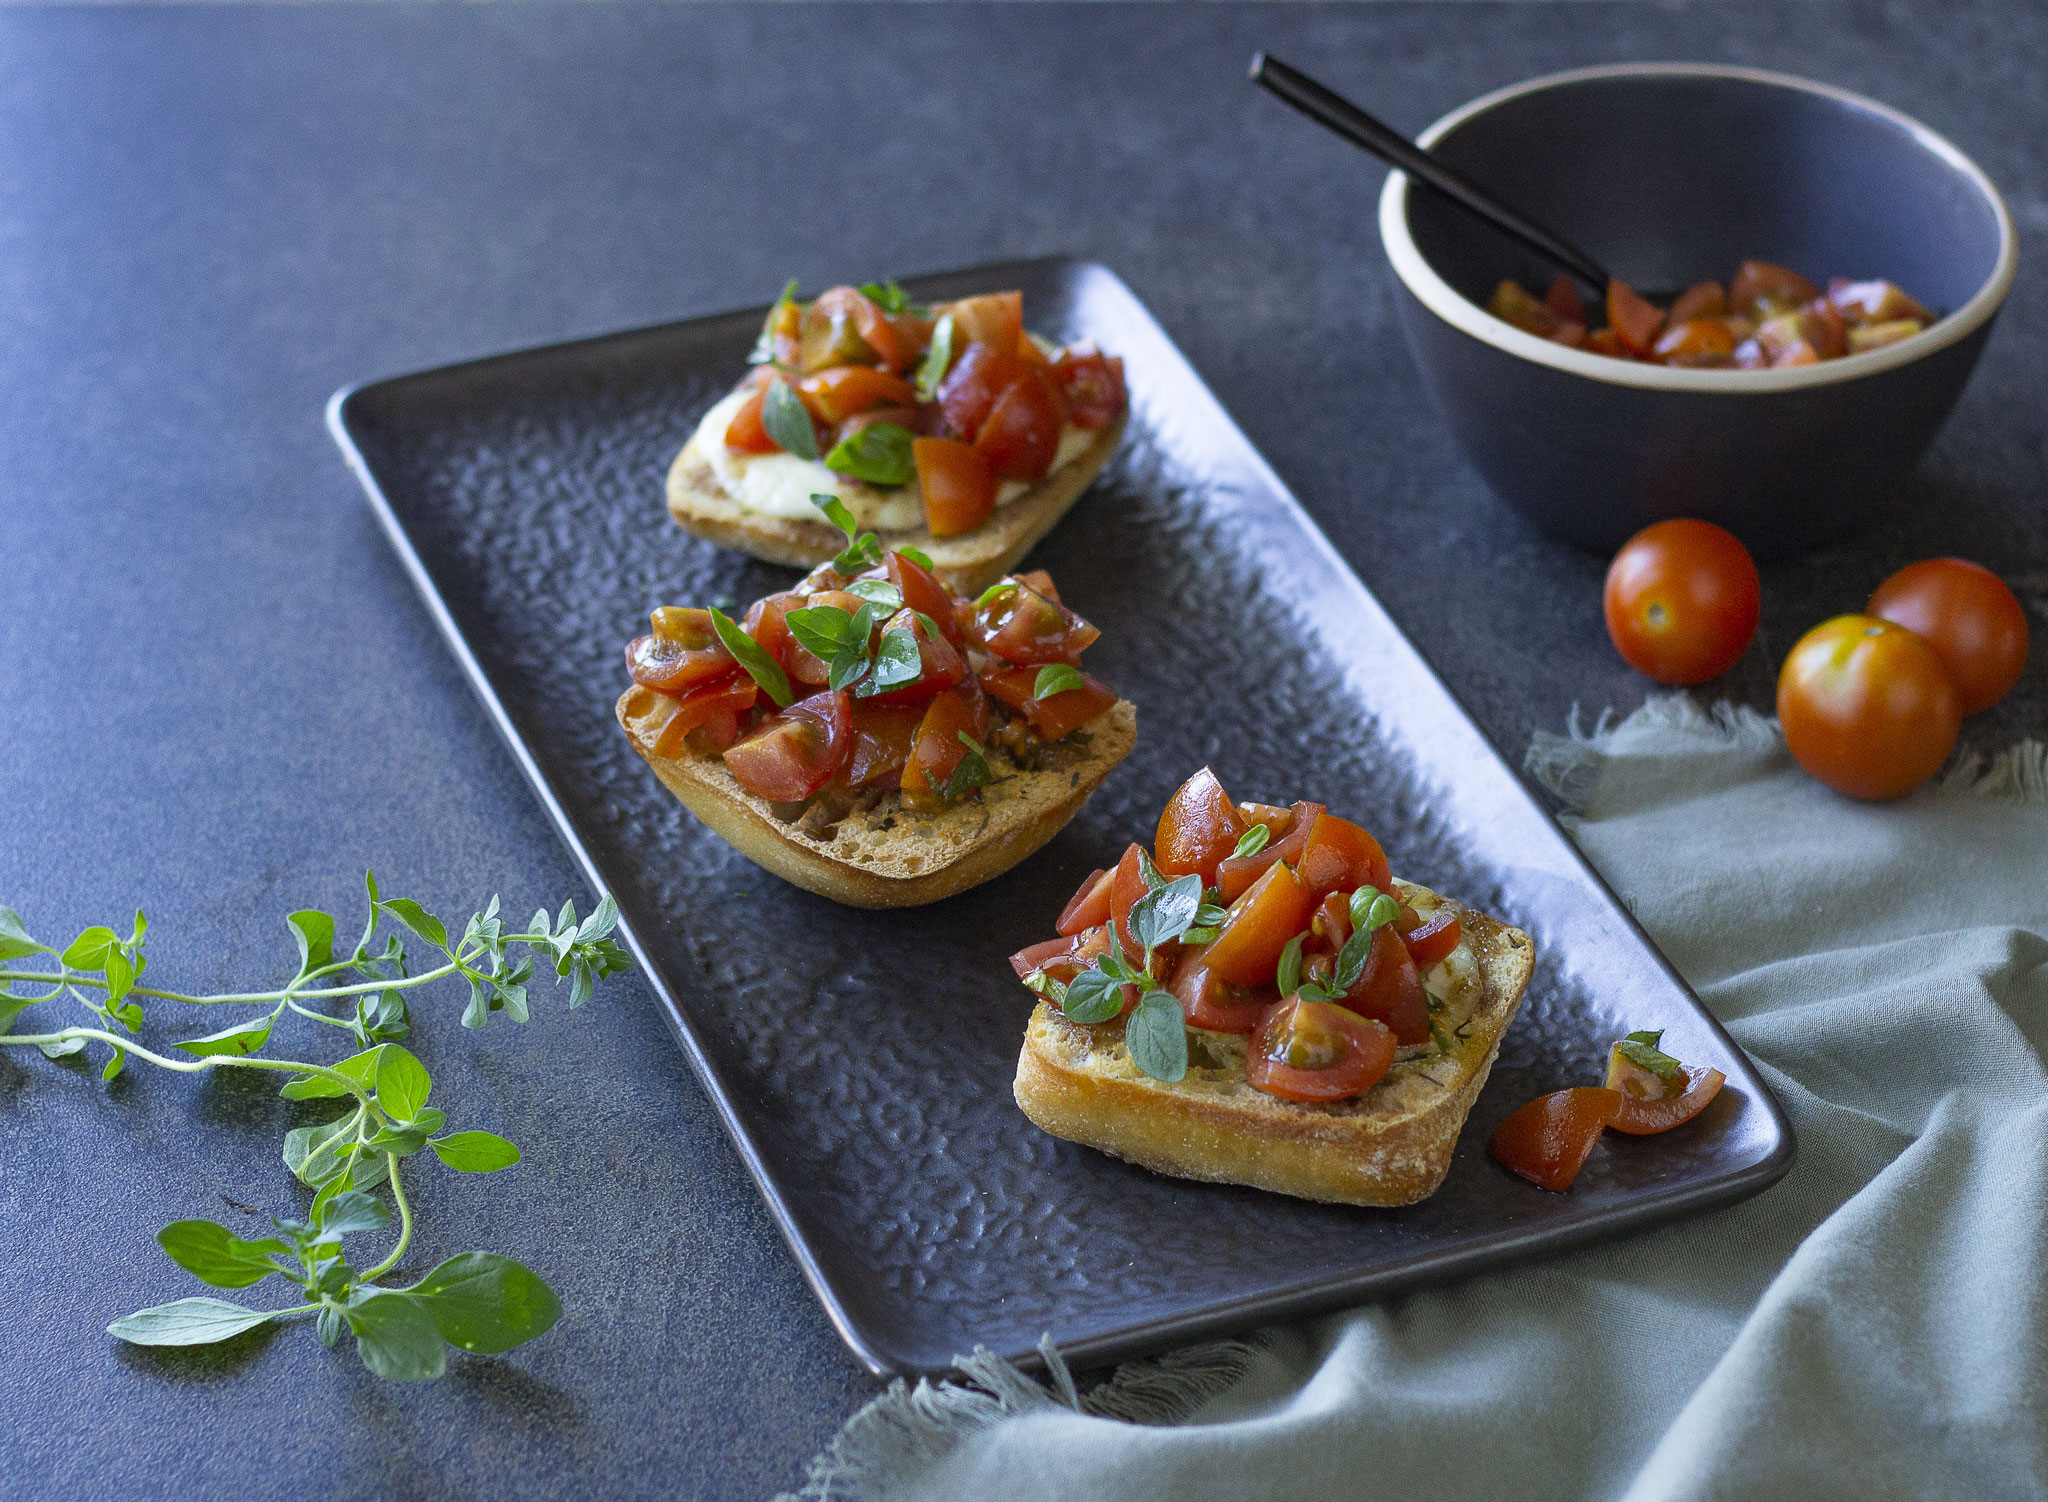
[1193,903,1228,928]
[785,605,854,662]
[1348,886,1397,936]
[374,1045,432,1121]
[940,733,993,802]
[972,581,1013,610]
[1616,1035,1682,1078]
[312,1189,389,1239]
[410,1252,562,1356]
[897,545,934,570]
[174,1015,275,1059]
[59,926,120,971]
[379,898,448,951]
[1275,934,1304,997]
[100,1045,126,1082]
[0,906,38,959]
[281,1046,382,1101]
[345,1291,447,1382]
[808,490,861,545]
[103,947,135,1005]
[1332,926,1374,993]
[828,640,871,693]
[1136,849,1167,892]
[108,1297,277,1347]
[823,421,916,488]
[859,279,909,314]
[1231,824,1270,860]
[428,1131,522,1173]
[761,379,819,461]
[316,1304,346,1348]
[37,1036,86,1059]
[1180,926,1220,946]
[749,278,799,364]
[709,607,795,708]
[1130,874,1203,953]
[860,626,922,697]
[1125,992,1189,1083]
[288,910,335,977]
[847,579,904,611]
[366,1109,445,1157]
[0,992,44,1035]
[1096,950,1142,985]
[916,313,957,402]
[1032,664,1085,700]
[1061,965,1125,1024]
[1021,969,1068,1007]
[1625,1029,1664,1047]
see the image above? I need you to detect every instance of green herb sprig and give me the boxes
[806,492,932,577]
[1284,884,1401,1006]
[1615,1029,1681,1077]
[0,877,632,1380]
[1037,859,1203,1083]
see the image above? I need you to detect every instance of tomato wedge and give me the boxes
[937,342,1033,442]
[944,292,1023,354]
[1057,867,1114,937]
[1168,952,1272,1034]
[1667,280,1727,324]
[1396,906,1462,970]
[722,689,852,802]
[973,580,1100,665]
[1215,800,1324,903]
[1336,923,1430,1045]
[1729,260,1819,315]
[844,700,925,789]
[1488,1088,1622,1192]
[1295,815,1392,900]
[899,687,981,804]
[1016,569,1059,603]
[800,286,912,373]
[1011,933,1078,983]
[1050,344,1125,429]
[1606,278,1666,356]
[979,665,1117,740]
[724,387,778,453]
[860,608,967,706]
[800,365,919,423]
[975,369,1067,482]
[1202,860,1316,985]
[1154,767,1249,882]
[744,590,833,687]
[1011,925,1118,993]
[626,607,736,696]
[883,549,962,643]
[912,437,997,538]
[1605,1055,1728,1136]
[1245,998,1396,1102]
[1104,843,1149,958]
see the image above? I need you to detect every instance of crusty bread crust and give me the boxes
[617,694,1137,908]
[1012,898,1535,1206]
[664,413,1127,595]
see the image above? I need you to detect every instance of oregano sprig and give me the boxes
[1042,859,1204,1084]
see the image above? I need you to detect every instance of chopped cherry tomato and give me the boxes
[899,687,982,805]
[1729,260,1819,316]
[744,590,833,687]
[1396,905,1462,970]
[1337,923,1429,1046]
[1168,952,1274,1034]
[1604,519,1761,684]
[1828,278,1933,326]
[1049,344,1127,429]
[1012,926,1121,995]
[913,436,998,537]
[688,706,744,754]
[1667,280,1727,324]
[800,365,919,423]
[1295,815,1393,900]
[1488,1088,1622,1191]
[937,342,1033,442]
[1778,614,1961,800]
[624,682,755,761]
[860,608,967,707]
[1016,568,1059,602]
[1154,767,1249,882]
[800,286,911,373]
[1011,934,1072,980]
[627,607,736,695]
[724,388,779,453]
[886,549,964,644]
[1544,273,1586,323]
[1245,997,1395,1103]
[1215,800,1325,903]
[1653,318,1736,365]
[1014,330,1052,367]
[1104,843,1149,958]
[1604,1044,1729,1135]
[975,369,1067,482]
[722,689,852,802]
[1310,890,1351,951]
[979,665,1117,741]
[1606,278,1665,355]
[1057,868,1114,938]
[1203,860,1317,985]
[1584,327,1627,357]
[973,580,1100,665]
[1867,558,2029,715]
[844,700,926,789]
[945,292,1023,353]
[756,295,802,370]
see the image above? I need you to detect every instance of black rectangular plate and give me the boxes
[329,257,1792,1378]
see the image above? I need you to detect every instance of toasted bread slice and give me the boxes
[1013,891,1535,1206]
[618,692,1137,908]
[664,413,1127,596]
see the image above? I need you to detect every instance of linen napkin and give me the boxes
[783,697,2048,1502]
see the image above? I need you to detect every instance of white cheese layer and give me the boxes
[691,386,1098,533]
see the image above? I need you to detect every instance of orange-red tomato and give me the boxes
[743,590,835,687]
[899,687,980,803]
[1867,558,2029,715]
[801,286,913,373]
[1729,260,1819,315]
[1335,923,1429,1046]
[1604,519,1761,684]
[1049,344,1127,429]
[1215,800,1324,903]
[1154,767,1248,882]
[859,609,966,707]
[1488,1087,1622,1192]
[1057,867,1114,938]
[724,388,779,453]
[843,700,925,789]
[622,676,759,760]
[885,550,963,644]
[945,292,1024,354]
[1396,906,1462,971]
[936,342,1032,441]
[1203,860,1317,985]
[626,607,735,696]
[973,580,1100,665]
[1778,614,1961,800]
[1104,843,1149,958]
[1606,278,1665,355]
[912,437,997,538]
[1652,318,1736,365]
[1545,273,1586,323]
[1294,815,1392,901]
[975,370,1067,481]
[1168,952,1273,1034]
[979,665,1117,741]
[1244,998,1395,1103]
[1609,1064,1728,1136]
[722,689,852,802]
[800,365,919,423]
[1667,280,1727,324]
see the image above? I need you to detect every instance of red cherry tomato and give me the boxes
[626,607,736,696]
[1203,860,1317,986]
[1729,260,1819,316]
[723,388,779,453]
[1396,906,1462,971]
[1154,767,1249,883]
[1604,519,1761,684]
[912,437,998,538]
[979,665,1118,741]
[801,286,912,373]
[1215,800,1324,903]
[1049,344,1127,429]
[722,689,852,802]
[859,609,966,707]
[1867,558,2029,715]
[885,550,964,644]
[898,687,982,806]
[944,292,1024,354]
[1606,278,1665,355]
[972,580,1100,665]
[936,342,1033,442]
[1057,868,1114,938]
[1488,1088,1622,1192]
[1245,997,1396,1103]
[1609,1064,1728,1136]
[744,590,837,687]
[622,675,759,760]
[1545,273,1586,323]
[1294,815,1393,901]
[1667,280,1727,323]
[843,701,925,789]
[1168,952,1273,1034]
[975,370,1067,481]
[1336,923,1429,1046]
[799,365,919,423]
[1104,843,1149,958]
[1010,934,1076,983]
[1778,614,1961,800]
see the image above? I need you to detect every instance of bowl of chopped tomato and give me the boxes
[1377,63,2017,559]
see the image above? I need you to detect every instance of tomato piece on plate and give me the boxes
[1867,557,2029,715]
[913,436,998,538]
[937,341,1033,442]
[1828,278,1933,327]
[1653,318,1736,366]
[844,700,925,789]
[944,292,1024,353]
[899,686,982,804]
[722,689,852,802]
[1294,814,1392,900]
[1215,800,1325,903]
[1604,1044,1728,1135]
[1104,843,1150,958]
[1154,767,1248,882]
[1604,519,1760,685]
[1487,279,1559,336]
[1606,278,1666,355]
[1011,933,1077,982]
[1245,997,1396,1103]
[1336,923,1429,1045]
[800,286,912,373]
[1203,859,1316,986]
[973,580,1100,665]
[627,607,736,696]
[1667,280,1727,324]
[1488,1087,1623,1191]
[800,365,919,423]
[1015,568,1059,603]
[1396,905,1462,971]
[724,388,779,453]
[622,681,757,761]
[975,369,1067,482]
[979,665,1115,741]
[1049,344,1126,429]
[884,549,964,643]
[1584,327,1627,357]
[1057,868,1114,938]
[1170,951,1277,1034]
[1778,614,1960,800]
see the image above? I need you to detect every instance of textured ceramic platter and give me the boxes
[329,257,1793,1378]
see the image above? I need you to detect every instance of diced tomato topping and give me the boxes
[1011,933,1079,983]
[944,292,1024,354]
[722,689,852,803]
[913,437,998,537]
[937,342,1033,442]
[1057,868,1115,938]
[1728,260,1819,315]
[1396,906,1462,970]
[1168,951,1273,1034]
[1544,274,1586,323]
[1336,923,1429,1046]
[844,701,926,789]
[1049,344,1128,430]
[975,369,1067,482]
[1244,997,1396,1102]
[1203,860,1316,986]
[1294,815,1392,900]
[979,665,1116,740]
[973,580,1100,665]
[1667,280,1727,324]
[645,672,758,759]
[800,286,913,374]
[1015,569,1059,603]
[724,388,779,453]
[1014,330,1051,367]
[1104,843,1149,958]
[1215,799,1324,903]
[743,590,834,687]
[1310,890,1351,951]
[800,365,919,423]
[1154,767,1248,883]
[627,607,736,696]
[1606,278,1666,355]
[1652,319,1736,365]
[886,550,963,643]
[1605,1054,1728,1136]
[860,608,967,707]
[899,687,981,804]
[1488,1088,1622,1192]
[688,706,744,755]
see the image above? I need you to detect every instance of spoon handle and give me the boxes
[1250,53,1613,295]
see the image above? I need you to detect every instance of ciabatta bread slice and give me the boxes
[664,413,1126,596]
[1013,889,1535,1206]
[618,692,1137,908]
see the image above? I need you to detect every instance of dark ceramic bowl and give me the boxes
[1378,63,2016,559]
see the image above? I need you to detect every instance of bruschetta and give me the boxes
[617,508,1135,908]
[1010,768,1535,1206]
[668,280,1128,594]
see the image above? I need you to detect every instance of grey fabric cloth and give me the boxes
[788,699,2048,1502]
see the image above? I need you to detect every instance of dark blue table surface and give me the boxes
[1,4,2040,1498]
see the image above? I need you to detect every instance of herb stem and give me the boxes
[0,960,466,1006]
[0,1028,378,1104]
[362,1157,413,1281]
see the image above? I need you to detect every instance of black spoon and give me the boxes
[1250,52,1617,297]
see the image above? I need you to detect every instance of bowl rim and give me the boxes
[1377,61,2018,394]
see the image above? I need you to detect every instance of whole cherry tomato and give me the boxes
[1604,519,1761,684]
[1867,558,2029,715]
[1778,614,1961,800]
